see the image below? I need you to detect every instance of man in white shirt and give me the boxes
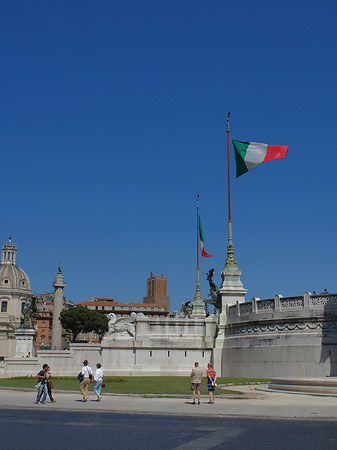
[80,359,93,402]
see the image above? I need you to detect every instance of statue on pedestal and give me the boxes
[21,296,39,329]
[204,269,221,311]
[106,312,136,339]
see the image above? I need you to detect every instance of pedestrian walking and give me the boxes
[80,360,93,402]
[46,365,56,403]
[35,364,48,404]
[206,363,217,404]
[190,361,203,405]
[93,363,104,401]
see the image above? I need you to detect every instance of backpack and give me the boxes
[77,372,84,382]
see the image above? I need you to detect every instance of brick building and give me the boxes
[75,272,170,342]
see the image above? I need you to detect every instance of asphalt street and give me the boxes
[1,409,337,450]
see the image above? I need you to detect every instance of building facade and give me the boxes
[74,272,170,342]
[0,238,32,359]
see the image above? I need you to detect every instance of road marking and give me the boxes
[173,426,247,450]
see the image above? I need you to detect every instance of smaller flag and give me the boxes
[232,140,289,178]
[199,216,212,257]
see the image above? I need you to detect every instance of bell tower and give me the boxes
[143,272,170,310]
[1,237,17,265]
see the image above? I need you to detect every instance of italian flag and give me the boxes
[232,140,289,178]
[199,216,212,257]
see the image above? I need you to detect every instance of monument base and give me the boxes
[269,378,337,396]
[15,329,36,357]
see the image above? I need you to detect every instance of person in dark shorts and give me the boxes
[207,362,217,404]
[190,361,203,404]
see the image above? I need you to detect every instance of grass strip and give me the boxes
[0,376,269,396]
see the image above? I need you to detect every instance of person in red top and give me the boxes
[206,363,217,404]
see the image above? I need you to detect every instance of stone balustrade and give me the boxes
[226,292,337,323]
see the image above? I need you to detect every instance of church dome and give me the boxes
[0,238,31,293]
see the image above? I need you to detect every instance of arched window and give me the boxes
[1,301,8,313]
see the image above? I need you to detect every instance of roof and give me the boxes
[76,299,163,308]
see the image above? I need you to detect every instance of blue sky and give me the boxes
[1,1,337,311]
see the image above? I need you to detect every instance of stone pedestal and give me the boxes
[190,276,206,319]
[218,267,247,322]
[15,328,36,357]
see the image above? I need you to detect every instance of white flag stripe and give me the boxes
[244,142,267,171]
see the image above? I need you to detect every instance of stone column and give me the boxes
[51,268,66,350]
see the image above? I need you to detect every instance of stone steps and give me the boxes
[269,377,337,395]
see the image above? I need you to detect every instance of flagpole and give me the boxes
[227,112,233,251]
[197,194,200,278]
[222,112,237,275]
[227,113,231,223]
[192,194,203,305]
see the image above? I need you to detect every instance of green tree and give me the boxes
[59,306,104,342]
[90,311,108,341]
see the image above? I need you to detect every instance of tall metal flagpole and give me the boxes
[194,194,202,301]
[227,113,232,224]
[217,112,246,316]
[191,194,205,318]
[221,112,238,283]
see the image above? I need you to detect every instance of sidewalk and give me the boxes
[1,385,337,419]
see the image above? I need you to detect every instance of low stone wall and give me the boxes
[3,316,217,377]
[214,292,337,378]
[101,315,216,375]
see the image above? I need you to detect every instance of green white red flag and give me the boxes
[232,140,289,178]
[199,216,212,257]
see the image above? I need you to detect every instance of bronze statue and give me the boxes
[21,296,39,329]
[180,301,192,317]
[204,269,222,311]
[58,262,62,274]
[205,268,218,294]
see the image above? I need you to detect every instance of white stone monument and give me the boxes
[14,328,36,357]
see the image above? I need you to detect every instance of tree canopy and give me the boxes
[59,306,108,342]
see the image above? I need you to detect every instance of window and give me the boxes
[41,337,45,344]
[95,306,98,310]
[149,351,152,357]
[129,307,132,310]
[185,351,187,357]
[144,307,147,311]
[168,351,170,357]
[42,312,46,317]
[42,330,45,335]
[102,306,104,310]
[42,322,45,327]
[1,301,7,313]
[202,351,205,357]
[136,307,139,310]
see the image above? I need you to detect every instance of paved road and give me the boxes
[1,409,337,450]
